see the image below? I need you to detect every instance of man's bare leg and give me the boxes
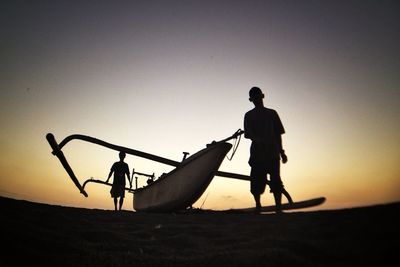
[273,192,282,214]
[253,194,261,213]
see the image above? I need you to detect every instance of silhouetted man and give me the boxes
[244,87,292,214]
[106,151,131,211]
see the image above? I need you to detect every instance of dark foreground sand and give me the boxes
[1,196,398,266]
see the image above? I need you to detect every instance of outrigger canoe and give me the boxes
[46,130,244,212]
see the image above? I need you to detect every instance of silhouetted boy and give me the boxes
[106,152,131,211]
[244,87,293,214]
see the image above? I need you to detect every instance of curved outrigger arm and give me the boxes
[58,134,180,166]
[56,130,245,167]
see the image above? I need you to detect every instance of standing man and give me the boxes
[106,151,131,211]
[244,86,291,214]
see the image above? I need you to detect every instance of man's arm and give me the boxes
[244,113,252,139]
[244,113,260,142]
[278,134,288,164]
[274,110,287,164]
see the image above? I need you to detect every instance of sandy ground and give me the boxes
[1,196,398,266]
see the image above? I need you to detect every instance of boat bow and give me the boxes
[134,142,233,212]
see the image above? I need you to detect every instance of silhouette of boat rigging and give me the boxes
[46,130,248,212]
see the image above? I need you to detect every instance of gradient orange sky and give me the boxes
[1,0,399,211]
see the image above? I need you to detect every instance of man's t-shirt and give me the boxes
[111,161,130,186]
[244,107,285,164]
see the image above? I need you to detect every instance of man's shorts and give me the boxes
[250,159,283,195]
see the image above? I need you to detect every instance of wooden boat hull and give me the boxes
[133,142,232,212]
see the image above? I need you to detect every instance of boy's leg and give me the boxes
[119,197,124,210]
[113,197,118,211]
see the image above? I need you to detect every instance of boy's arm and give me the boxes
[106,168,113,183]
[127,173,132,188]
[126,166,132,188]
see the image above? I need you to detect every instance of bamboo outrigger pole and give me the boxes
[46,133,88,197]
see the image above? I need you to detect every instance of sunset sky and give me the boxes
[1,0,399,211]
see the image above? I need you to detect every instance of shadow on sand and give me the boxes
[2,196,398,266]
